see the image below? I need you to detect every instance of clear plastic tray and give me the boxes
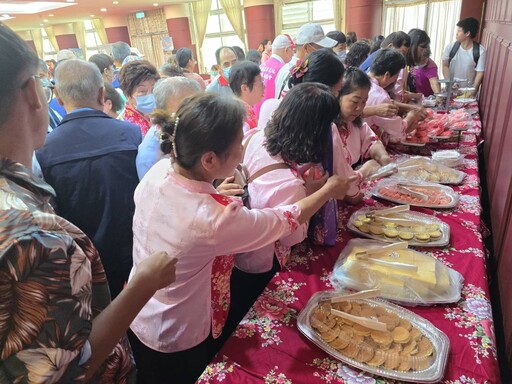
[297,291,450,383]
[431,150,465,168]
[330,239,463,305]
[372,179,459,209]
[394,157,465,185]
[347,207,450,247]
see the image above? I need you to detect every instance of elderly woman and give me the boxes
[89,53,115,85]
[175,47,206,90]
[119,59,160,137]
[229,61,264,131]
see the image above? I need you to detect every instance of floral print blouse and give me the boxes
[0,157,135,383]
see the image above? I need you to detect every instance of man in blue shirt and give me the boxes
[360,31,410,73]
[36,59,141,299]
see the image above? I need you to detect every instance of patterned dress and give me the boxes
[0,158,135,383]
[120,104,151,137]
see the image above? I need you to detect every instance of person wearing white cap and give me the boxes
[254,34,295,118]
[274,23,336,99]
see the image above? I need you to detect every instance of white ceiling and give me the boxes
[1,0,192,31]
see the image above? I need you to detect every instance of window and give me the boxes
[84,20,102,58]
[41,28,57,60]
[383,0,462,72]
[201,0,246,72]
[281,0,335,38]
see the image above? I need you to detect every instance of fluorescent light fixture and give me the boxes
[113,1,119,4]
[0,2,76,14]
[0,14,15,21]
[100,8,107,12]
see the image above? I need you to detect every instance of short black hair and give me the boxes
[345,40,371,67]
[215,46,236,65]
[246,49,262,65]
[289,48,345,90]
[381,31,411,49]
[229,61,261,96]
[0,22,39,126]
[346,31,358,47]
[370,48,406,77]
[370,35,384,53]
[265,83,340,164]
[232,46,245,61]
[326,31,347,46]
[340,67,371,126]
[457,17,479,39]
[104,82,124,113]
[175,47,192,69]
[160,63,184,78]
[88,53,114,75]
[158,93,246,169]
[407,29,431,66]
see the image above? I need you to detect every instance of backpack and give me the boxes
[448,41,480,66]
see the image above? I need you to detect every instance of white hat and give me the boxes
[295,23,337,47]
[272,34,295,50]
[130,47,144,57]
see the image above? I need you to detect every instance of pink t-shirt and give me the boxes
[254,55,285,118]
[364,77,407,144]
[129,159,301,352]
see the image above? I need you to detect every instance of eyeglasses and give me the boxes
[22,75,54,104]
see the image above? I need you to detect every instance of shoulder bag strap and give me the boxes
[247,163,290,184]
[448,41,461,64]
[473,42,480,65]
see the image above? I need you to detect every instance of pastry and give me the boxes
[369,224,384,235]
[398,230,414,241]
[384,228,399,239]
[415,233,431,242]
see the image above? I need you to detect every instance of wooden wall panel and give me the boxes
[481,0,512,373]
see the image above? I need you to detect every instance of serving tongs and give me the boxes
[366,163,398,181]
[330,308,387,332]
[396,183,429,201]
[367,205,410,218]
[354,242,418,273]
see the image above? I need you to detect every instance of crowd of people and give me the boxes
[0,15,485,384]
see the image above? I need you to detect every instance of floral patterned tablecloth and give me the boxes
[198,111,500,384]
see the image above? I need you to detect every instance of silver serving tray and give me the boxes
[297,291,450,383]
[394,157,465,185]
[372,179,459,209]
[347,207,450,247]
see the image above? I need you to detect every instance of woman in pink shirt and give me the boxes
[337,67,391,166]
[127,93,352,383]
[259,38,272,64]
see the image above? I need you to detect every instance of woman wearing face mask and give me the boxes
[119,60,160,137]
[337,67,391,166]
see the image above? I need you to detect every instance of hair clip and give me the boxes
[290,59,309,79]
[171,113,180,158]
[159,131,172,144]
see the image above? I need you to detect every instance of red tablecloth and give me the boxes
[198,111,500,384]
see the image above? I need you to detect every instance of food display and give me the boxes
[330,240,463,304]
[431,150,465,168]
[372,179,458,208]
[348,206,450,247]
[403,109,473,144]
[297,291,450,383]
[394,157,465,184]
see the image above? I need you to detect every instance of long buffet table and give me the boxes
[198,108,501,384]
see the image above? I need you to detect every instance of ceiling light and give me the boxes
[100,8,107,12]
[43,19,48,22]
[113,1,119,4]
[0,2,76,14]
[153,3,159,6]
[90,14,95,17]
[66,0,75,2]
[49,14,54,16]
